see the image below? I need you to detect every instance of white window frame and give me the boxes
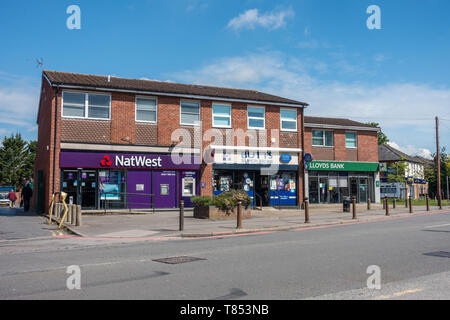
[345,131,357,149]
[180,100,201,126]
[280,108,297,132]
[247,105,265,130]
[62,90,111,121]
[312,130,334,147]
[135,96,158,124]
[212,103,232,128]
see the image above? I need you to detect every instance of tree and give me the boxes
[424,147,449,199]
[367,122,389,145]
[0,134,36,189]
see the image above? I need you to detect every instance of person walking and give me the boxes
[21,184,33,212]
[7,189,17,208]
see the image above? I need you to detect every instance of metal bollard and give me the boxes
[71,205,76,224]
[179,200,184,231]
[76,205,82,226]
[409,196,413,213]
[426,194,430,212]
[367,198,371,211]
[352,197,357,219]
[304,197,310,223]
[393,198,396,209]
[55,203,61,220]
[237,201,243,229]
[385,197,390,216]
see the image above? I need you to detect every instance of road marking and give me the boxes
[424,223,450,229]
[374,288,423,300]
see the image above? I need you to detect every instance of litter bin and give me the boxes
[343,196,351,212]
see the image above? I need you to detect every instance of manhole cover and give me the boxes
[152,256,206,264]
[424,251,450,258]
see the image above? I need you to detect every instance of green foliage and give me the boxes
[367,122,389,145]
[426,147,449,198]
[0,134,36,188]
[387,156,408,184]
[212,190,251,210]
[190,196,213,207]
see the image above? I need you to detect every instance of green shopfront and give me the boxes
[306,161,380,204]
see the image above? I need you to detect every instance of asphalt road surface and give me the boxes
[0,210,449,300]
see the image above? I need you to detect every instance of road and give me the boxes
[0,208,449,300]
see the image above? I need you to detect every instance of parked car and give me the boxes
[0,193,10,207]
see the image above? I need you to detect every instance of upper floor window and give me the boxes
[212,103,231,128]
[62,91,110,120]
[136,97,157,123]
[312,130,334,147]
[180,101,200,125]
[280,109,297,131]
[345,132,357,148]
[247,106,265,129]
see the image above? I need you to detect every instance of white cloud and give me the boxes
[170,52,450,152]
[227,8,294,31]
[0,86,39,126]
[388,142,433,160]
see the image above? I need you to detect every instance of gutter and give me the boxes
[52,87,59,195]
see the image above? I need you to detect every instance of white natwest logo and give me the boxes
[115,155,162,168]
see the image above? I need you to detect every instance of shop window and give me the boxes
[62,91,111,120]
[214,170,233,192]
[99,170,127,209]
[180,101,200,125]
[346,132,357,148]
[312,130,334,147]
[247,106,265,129]
[136,97,157,123]
[270,172,296,192]
[280,109,297,131]
[212,104,231,128]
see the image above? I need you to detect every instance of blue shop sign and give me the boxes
[280,153,292,163]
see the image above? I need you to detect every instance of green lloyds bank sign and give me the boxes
[307,161,379,172]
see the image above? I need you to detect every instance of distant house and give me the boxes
[378,144,429,199]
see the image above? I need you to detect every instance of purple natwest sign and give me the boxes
[60,151,201,170]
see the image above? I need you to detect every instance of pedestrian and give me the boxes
[8,189,17,208]
[21,184,33,212]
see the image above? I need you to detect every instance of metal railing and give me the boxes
[252,191,263,211]
[101,192,155,214]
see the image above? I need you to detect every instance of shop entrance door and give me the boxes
[350,178,358,202]
[319,177,328,203]
[80,170,97,209]
[359,178,368,203]
[153,171,177,209]
[254,172,270,206]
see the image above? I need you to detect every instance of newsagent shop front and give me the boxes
[211,147,301,207]
[59,151,201,210]
[306,161,380,204]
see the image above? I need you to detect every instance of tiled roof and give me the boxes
[304,116,378,129]
[43,71,308,106]
[378,144,425,163]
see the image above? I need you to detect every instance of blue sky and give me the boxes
[0,0,449,157]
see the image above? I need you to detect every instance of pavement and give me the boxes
[53,203,450,240]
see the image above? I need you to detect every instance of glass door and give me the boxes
[80,170,97,209]
[309,177,319,204]
[350,177,358,202]
[319,177,329,203]
[359,178,368,203]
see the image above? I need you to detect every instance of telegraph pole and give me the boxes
[436,117,442,209]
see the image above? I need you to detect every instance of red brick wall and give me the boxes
[357,131,379,162]
[334,130,346,161]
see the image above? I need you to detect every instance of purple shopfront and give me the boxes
[59,151,201,210]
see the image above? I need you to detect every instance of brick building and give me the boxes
[303,117,381,204]
[34,71,308,213]
[34,71,382,213]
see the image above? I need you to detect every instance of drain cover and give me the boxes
[152,256,206,264]
[424,251,450,258]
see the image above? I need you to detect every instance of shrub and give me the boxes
[212,190,251,210]
[190,196,213,207]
